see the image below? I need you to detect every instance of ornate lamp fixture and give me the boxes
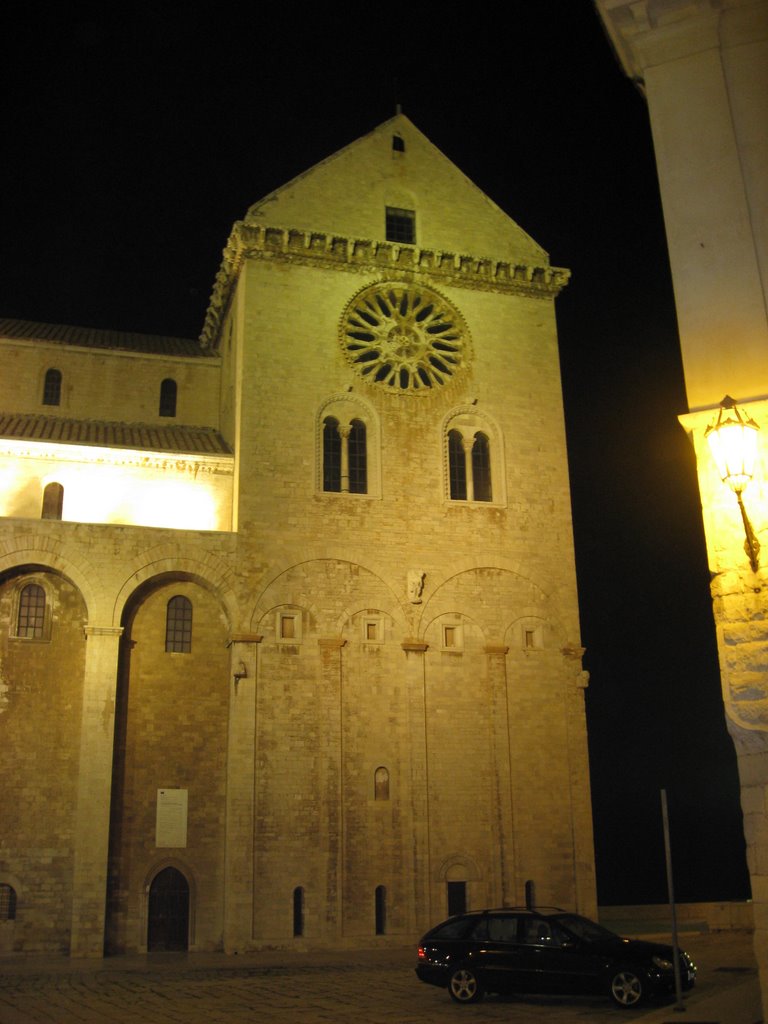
[705,395,761,573]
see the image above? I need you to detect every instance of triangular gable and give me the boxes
[243,114,548,263]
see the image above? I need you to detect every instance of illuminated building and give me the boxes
[0,116,594,955]
[594,1,768,1014]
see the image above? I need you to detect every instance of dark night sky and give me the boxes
[0,2,750,906]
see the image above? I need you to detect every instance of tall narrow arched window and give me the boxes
[374,766,390,801]
[41,482,64,520]
[17,584,46,639]
[323,417,341,492]
[348,419,367,494]
[165,595,192,653]
[159,378,177,417]
[375,885,387,935]
[43,368,62,406]
[448,430,467,500]
[292,886,304,937]
[471,433,492,502]
[0,884,17,921]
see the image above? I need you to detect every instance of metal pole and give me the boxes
[661,788,685,1011]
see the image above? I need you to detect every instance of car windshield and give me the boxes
[552,914,618,943]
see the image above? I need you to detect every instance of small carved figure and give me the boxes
[407,569,425,603]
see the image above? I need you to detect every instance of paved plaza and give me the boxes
[0,930,760,1024]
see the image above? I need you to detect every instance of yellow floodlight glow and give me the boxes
[705,395,759,494]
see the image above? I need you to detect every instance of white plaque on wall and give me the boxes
[156,789,188,848]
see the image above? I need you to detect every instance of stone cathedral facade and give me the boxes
[0,115,595,956]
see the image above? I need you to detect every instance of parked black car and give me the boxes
[415,907,696,1007]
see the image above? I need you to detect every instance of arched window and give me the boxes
[0,884,16,921]
[159,378,177,417]
[41,482,64,520]
[17,584,46,639]
[448,430,467,500]
[471,433,492,502]
[43,368,62,406]
[348,419,367,493]
[323,417,341,491]
[165,596,192,653]
[374,766,390,801]
[375,885,387,935]
[292,886,304,937]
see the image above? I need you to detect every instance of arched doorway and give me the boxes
[147,867,189,951]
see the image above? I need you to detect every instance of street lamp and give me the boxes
[705,395,761,573]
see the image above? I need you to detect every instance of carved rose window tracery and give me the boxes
[340,283,468,392]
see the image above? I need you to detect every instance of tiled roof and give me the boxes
[0,318,208,358]
[0,413,231,455]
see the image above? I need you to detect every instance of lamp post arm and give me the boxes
[736,491,761,574]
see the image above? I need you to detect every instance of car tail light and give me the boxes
[418,946,426,959]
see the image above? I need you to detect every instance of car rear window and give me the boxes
[429,917,478,939]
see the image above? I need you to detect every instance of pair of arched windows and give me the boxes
[322,417,367,493]
[448,430,492,502]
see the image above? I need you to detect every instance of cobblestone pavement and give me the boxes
[0,931,759,1024]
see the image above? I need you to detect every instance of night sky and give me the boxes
[1,2,750,906]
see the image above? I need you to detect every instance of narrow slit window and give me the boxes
[385,207,415,245]
[323,417,341,492]
[165,596,192,653]
[374,766,390,801]
[472,432,492,502]
[292,886,304,937]
[375,885,387,935]
[159,378,177,417]
[448,430,467,500]
[41,482,64,520]
[348,419,367,494]
[0,884,17,921]
[43,368,62,406]
[17,584,46,639]
[392,135,405,153]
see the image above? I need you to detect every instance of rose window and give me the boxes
[340,284,467,391]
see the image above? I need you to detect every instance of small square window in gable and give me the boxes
[385,207,415,245]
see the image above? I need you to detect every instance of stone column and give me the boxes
[338,424,351,493]
[462,438,475,501]
[70,624,123,958]
[223,633,260,953]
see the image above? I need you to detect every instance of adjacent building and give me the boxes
[594,1,768,1014]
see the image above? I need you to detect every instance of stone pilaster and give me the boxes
[402,639,431,929]
[223,633,260,953]
[484,645,516,906]
[70,625,123,957]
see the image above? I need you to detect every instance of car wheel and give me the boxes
[448,965,484,1004]
[609,968,645,1008]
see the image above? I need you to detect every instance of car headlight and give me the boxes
[652,955,674,970]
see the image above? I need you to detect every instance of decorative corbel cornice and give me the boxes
[199,222,571,351]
